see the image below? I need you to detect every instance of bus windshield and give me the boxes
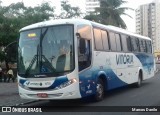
[18,25,74,77]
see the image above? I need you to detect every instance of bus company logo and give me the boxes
[116,54,134,65]
[29,82,43,86]
[25,81,30,86]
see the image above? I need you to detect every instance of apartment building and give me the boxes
[136,0,160,52]
[86,0,100,13]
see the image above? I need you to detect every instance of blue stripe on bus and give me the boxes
[135,53,154,74]
[78,53,154,98]
[19,76,68,90]
[19,79,26,85]
[79,68,127,98]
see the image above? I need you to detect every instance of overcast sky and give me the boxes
[1,0,156,32]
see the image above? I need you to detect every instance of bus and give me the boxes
[18,19,155,101]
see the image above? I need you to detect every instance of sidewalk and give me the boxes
[0,82,34,106]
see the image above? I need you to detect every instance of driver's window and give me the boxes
[77,24,92,71]
[78,39,91,71]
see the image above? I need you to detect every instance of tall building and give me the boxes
[135,0,160,52]
[155,0,160,51]
[85,0,100,14]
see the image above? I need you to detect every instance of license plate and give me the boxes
[37,93,48,98]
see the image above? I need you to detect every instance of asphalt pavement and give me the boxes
[0,83,34,106]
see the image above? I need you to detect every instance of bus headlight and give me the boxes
[54,78,77,90]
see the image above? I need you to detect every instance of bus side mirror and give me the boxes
[79,39,86,54]
[76,33,81,38]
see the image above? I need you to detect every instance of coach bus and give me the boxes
[18,19,155,101]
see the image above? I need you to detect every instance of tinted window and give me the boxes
[131,37,139,52]
[146,40,152,53]
[139,39,143,52]
[135,38,140,52]
[94,28,103,50]
[121,34,128,52]
[115,34,122,51]
[109,32,116,51]
[101,30,109,51]
[139,39,146,52]
[127,36,132,52]
[78,39,91,71]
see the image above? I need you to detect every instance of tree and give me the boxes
[22,2,55,25]
[85,0,133,29]
[0,1,55,67]
[57,0,82,19]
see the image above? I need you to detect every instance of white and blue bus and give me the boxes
[18,19,155,101]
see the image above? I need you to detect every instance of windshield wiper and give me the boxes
[24,28,48,76]
[25,45,40,76]
[41,55,57,73]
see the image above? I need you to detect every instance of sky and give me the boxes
[0,0,155,32]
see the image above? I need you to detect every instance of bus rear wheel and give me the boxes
[94,78,104,101]
[135,72,142,88]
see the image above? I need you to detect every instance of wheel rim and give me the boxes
[96,83,103,99]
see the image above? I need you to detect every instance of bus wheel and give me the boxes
[135,72,142,88]
[94,78,104,101]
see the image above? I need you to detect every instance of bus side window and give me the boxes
[115,33,122,52]
[127,36,132,52]
[140,39,147,52]
[139,39,144,52]
[101,30,109,51]
[146,40,152,53]
[93,28,103,51]
[121,34,128,52]
[131,37,139,52]
[143,40,147,52]
[149,41,152,53]
[135,38,140,52]
[108,31,116,51]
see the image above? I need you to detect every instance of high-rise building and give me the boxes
[155,0,160,51]
[85,0,100,14]
[135,0,160,52]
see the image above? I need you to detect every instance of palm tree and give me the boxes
[85,0,133,29]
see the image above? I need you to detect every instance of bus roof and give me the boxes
[20,19,151,40]
[19,19,91,31]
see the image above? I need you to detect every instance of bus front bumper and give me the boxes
[18,83,81,100]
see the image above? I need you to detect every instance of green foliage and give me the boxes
[0,1,82,62]
[0,2,55,62]
[0,50,5,62]
[85,0,133,29]
[57,0,82,19]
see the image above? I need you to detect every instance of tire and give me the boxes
[94,78,105,101]
[135,72,142,88]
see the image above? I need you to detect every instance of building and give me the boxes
[135,0,160,53]
[85,0,100,14]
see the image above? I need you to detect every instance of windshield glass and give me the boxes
[18,25,74,77]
